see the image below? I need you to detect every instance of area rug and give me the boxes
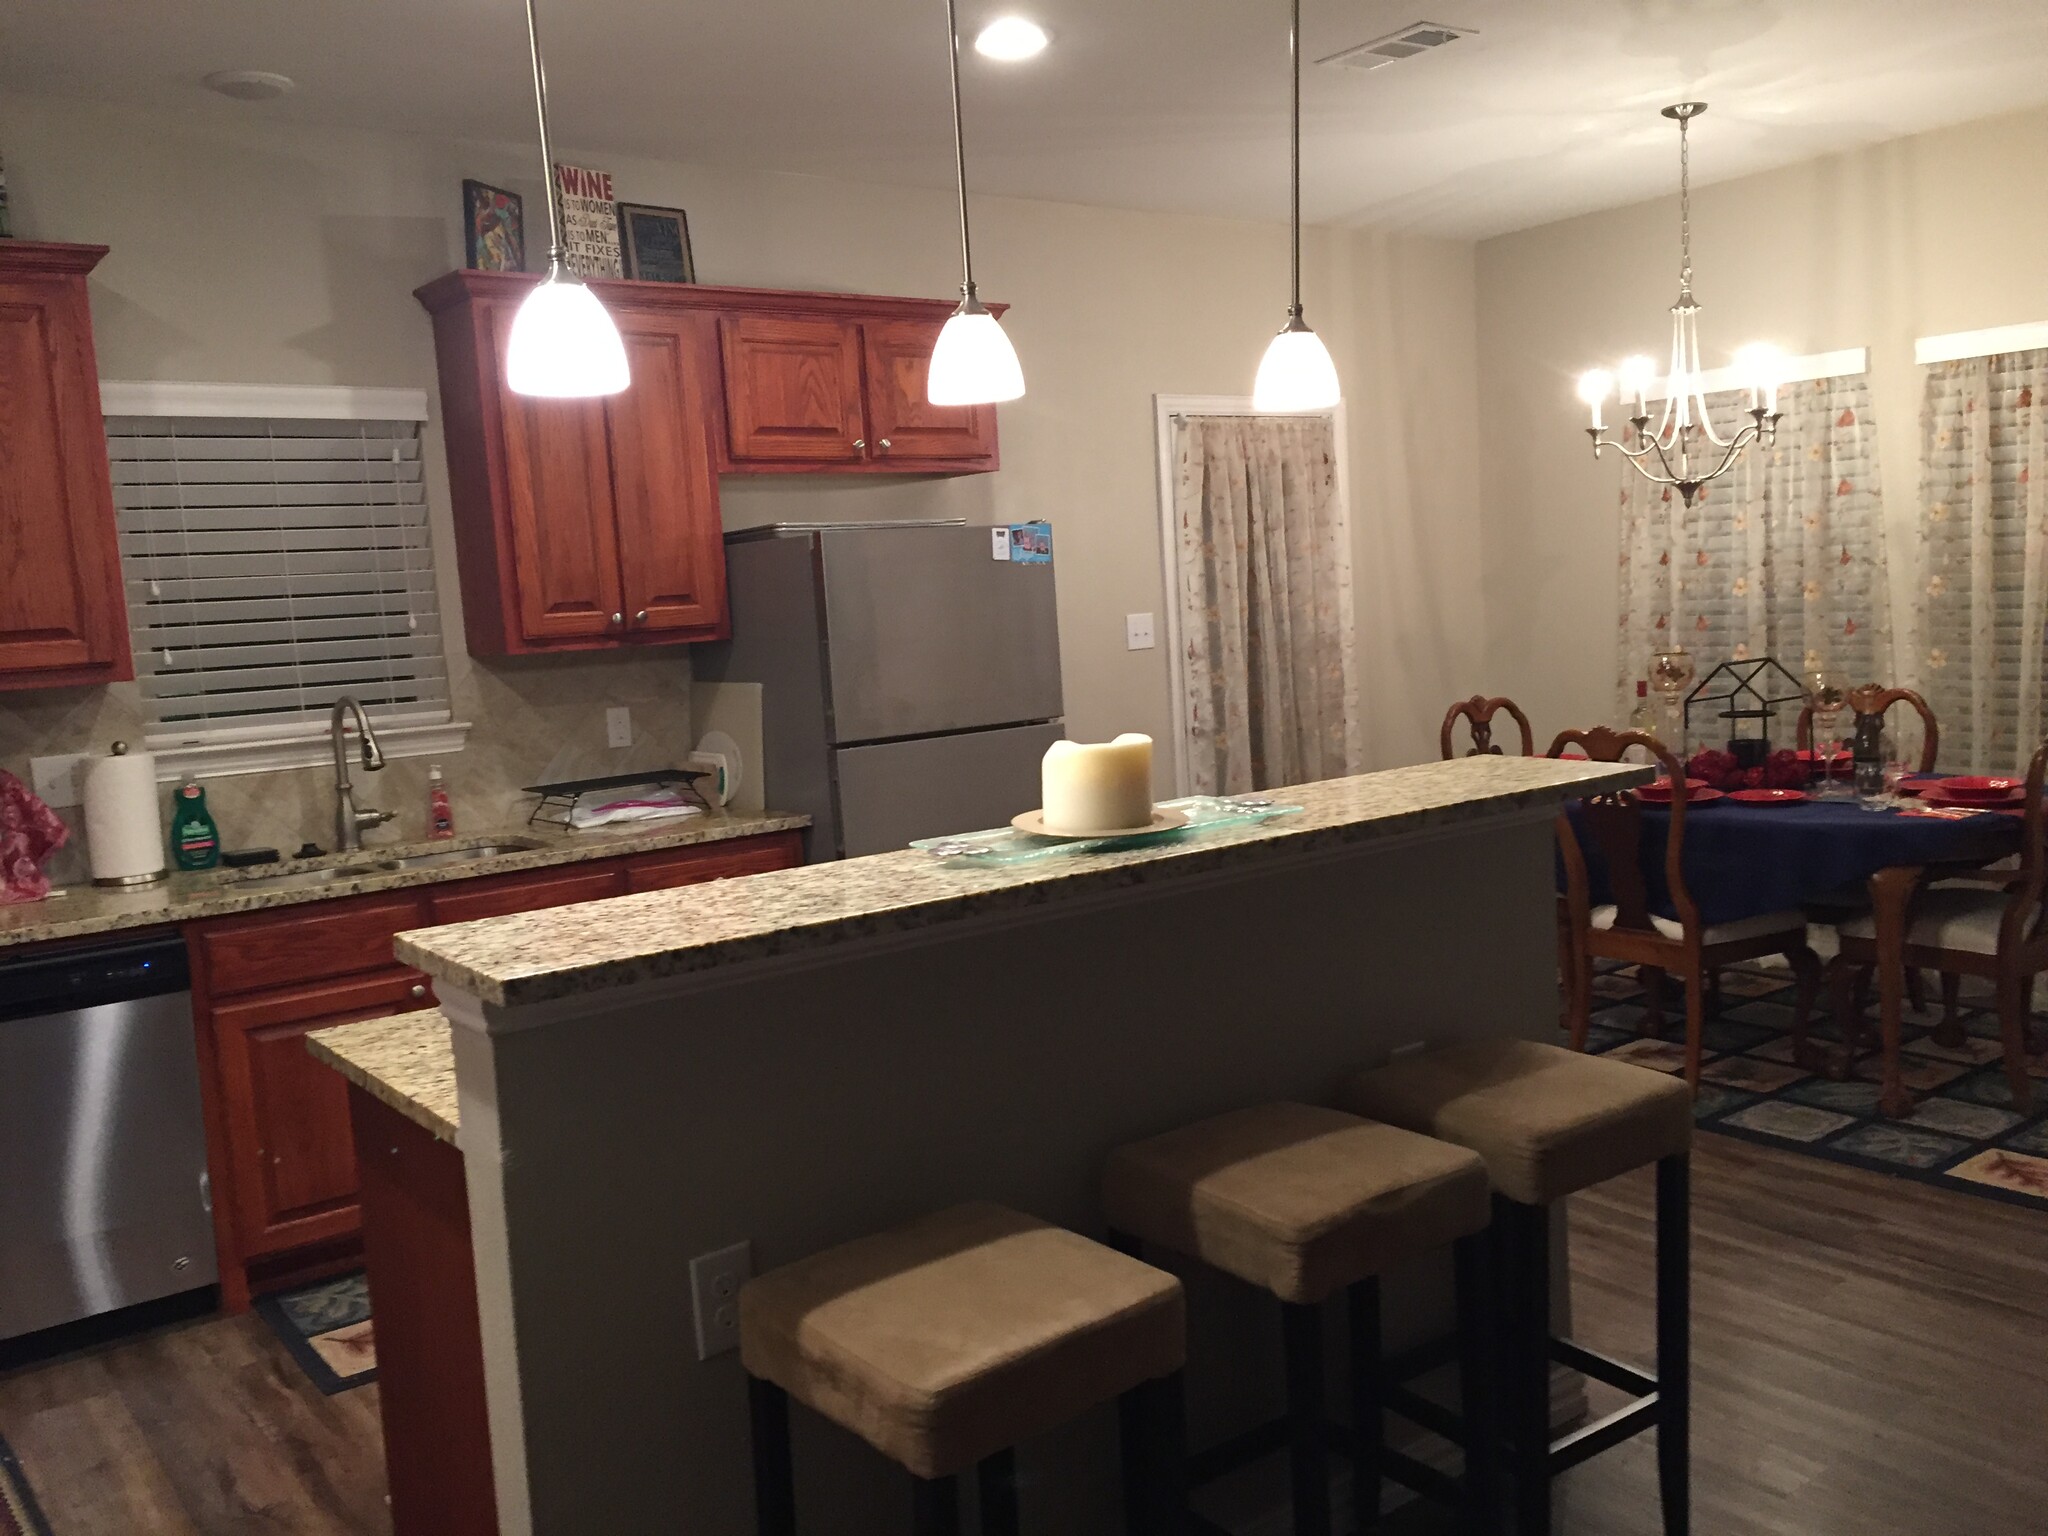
[0,1436,53,1536]
[1583,962,2048,1211]
[255,1272,377,1394]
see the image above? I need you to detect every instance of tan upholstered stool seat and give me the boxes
[739,1201,1185,1480]
[1101,1102,1490,1304]
[1338,1039,1692,1206]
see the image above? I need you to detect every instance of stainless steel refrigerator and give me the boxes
[699,521,1064,860]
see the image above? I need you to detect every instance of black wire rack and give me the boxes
[522,768,715,830]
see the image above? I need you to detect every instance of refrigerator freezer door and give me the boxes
[819,525,1063,743]
[833,722,1065,858]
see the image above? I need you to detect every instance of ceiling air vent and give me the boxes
[1319,21,1474,71]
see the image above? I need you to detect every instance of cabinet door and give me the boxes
[488,304,626,644]
[429,864,624,924]
[718,314,866,464]
[860,318,999,466]
[621,831,804,892]
[211,969,428,1257]
[606,312,730,640]
[0,263,130,687]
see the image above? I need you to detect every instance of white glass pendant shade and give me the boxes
[507,274,630,397]
[928,307,1025,406]
[1253,323,1341,412]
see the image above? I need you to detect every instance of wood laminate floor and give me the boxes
[2,1135,2044,1535]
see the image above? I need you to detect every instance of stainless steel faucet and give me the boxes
[330,697,396,852]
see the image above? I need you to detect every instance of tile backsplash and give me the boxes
[1,650,694,888]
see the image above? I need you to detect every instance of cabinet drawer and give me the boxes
[428,864,625,925]
[622,832,803,893]
[196,893,427,996]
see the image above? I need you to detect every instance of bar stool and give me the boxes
[1340,1040,1693,1536]
[740,1201,1189,1536]
[1101,1102,1496,1535]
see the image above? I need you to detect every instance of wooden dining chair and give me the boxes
[1440,695,1535,759]
[1831,738,2048,1113]
[1552,726,1823,1092]
[1795,685,1939,772]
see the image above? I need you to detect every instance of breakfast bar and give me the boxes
[318,756,1645,1536]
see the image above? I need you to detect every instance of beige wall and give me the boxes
[1475,102,2048,744]
[0,89,1480,870]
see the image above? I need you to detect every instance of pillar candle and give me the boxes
[1041,734,1154,834]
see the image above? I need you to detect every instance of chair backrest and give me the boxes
[1548,725,1700,940]
[1440,695,1535,760]
[2006,738,2048,949]
[1795,685,1939,772]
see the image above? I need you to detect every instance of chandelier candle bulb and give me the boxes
[1577,369,1613,431]
[1040,734,1154,835]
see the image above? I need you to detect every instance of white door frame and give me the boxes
[1151,394,1351,796]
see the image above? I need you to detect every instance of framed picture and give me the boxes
[463,180,524,272]
[617,203,696,283]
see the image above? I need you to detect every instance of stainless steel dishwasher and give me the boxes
[0,933,218,1342]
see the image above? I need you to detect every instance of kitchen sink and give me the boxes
[216,837,549,891]
[223,864,376,891]
[380,840,543,870]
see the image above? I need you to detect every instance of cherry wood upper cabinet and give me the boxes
[0,242,132,690]
[861,318,999,466]
[718,314,866,464]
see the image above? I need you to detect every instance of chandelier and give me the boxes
[1575,103,1782,508]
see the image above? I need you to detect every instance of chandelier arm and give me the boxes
[1592,431,1685,490]
[1690,416,1772,490]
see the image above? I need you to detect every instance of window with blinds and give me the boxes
[109,414,451,736]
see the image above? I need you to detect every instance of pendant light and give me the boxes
[1252,0,1340,412]
[927,0,1026,406]
[505,0,629,398]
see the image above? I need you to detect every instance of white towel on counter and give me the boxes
[567,784,706,830]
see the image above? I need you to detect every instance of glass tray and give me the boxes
[912,796,1303,865]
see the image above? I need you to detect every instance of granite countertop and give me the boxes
[308,1009,459,1143]
[399,756,1645,1010]
[0,809,809,950]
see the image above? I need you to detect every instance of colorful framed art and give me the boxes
[462,180,524,272]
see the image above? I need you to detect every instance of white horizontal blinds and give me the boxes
[1918,352,2048,772]
[1622,376,1891,727]
[111,415,449,731]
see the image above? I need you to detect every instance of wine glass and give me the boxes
[1806,668,1848,796]
[1650,648,1696,751]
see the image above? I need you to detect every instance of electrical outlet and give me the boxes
[606,707,633,749]
[29,753,89,808]
[690,1240,753,1359]
[1125,613,1156,651]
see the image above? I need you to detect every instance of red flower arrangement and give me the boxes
[1684,747,1808,792]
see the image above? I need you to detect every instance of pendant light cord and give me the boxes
[1674,105,1696,303]
[524,0,567,271]
[1288,0,1303,320]
[944,0,981,309]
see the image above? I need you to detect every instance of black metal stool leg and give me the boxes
[1347,1278,1383,1531]
[912,1473,960,1536]
[1656,1155,1691,1536]
[748,1376,797,1536]
[1282,1301,1332,1536]
[978,1450,1021,1536]
[1452,1232,1497,1536]
[1499,1195,1551,1536]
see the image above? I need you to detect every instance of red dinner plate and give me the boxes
[1728,788,1807,806]
[1935,775,2024,800]
[1920,784,2025,808]
[1635,778,1710,803]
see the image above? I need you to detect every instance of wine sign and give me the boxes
[554,163,621,278]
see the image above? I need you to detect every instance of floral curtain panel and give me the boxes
[1917,351,2048,772]
[1172,413,1360,794]
[1615,376,1893,743]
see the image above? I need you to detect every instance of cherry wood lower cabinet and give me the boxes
[188,830,803,1309]
[351,1088,498,1536]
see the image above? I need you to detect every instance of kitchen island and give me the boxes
[319,756,1644,1536]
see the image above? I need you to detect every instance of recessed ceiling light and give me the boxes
[202,69,296,101]
[974,17,1049,62]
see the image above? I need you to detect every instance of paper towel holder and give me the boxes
[87,740,171,888]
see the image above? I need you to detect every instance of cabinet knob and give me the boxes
[853,438,866,451]
[634,610,649,625]
[410,983,427,999]
[610,612,624,626]
[879,438,892,450]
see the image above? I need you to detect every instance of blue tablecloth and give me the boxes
[1563,788,2024,925]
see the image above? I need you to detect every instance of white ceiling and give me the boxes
[8,0,2048,239]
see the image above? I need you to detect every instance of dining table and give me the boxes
[1567,774,2026,1116]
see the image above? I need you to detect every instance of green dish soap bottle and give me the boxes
[170,777,222,870]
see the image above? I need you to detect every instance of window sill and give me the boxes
[143,715,472,782]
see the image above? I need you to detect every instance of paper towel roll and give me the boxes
[83,742,167,886]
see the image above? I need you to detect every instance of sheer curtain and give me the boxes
[1615,375,1893,729]
[1172,414,1361,794]
[1917,351,2048,771]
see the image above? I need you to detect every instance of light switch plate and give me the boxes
[1125,613,1156,651]
[689,1240,753,1359]
[606,707,633,749]
[30,753,89,808]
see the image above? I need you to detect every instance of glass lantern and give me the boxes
[1683,657,1807,769]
